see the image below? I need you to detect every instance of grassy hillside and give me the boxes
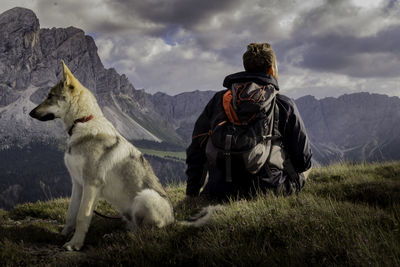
[0,162,399,266]
[139,148,186,162]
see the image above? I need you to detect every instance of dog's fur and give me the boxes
[30,61,201,251]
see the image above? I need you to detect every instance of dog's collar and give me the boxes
[68,115,94,136]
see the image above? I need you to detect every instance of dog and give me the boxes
[29,61,215,251]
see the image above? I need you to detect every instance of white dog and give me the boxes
[29,61,213,251]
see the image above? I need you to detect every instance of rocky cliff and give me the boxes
[0,7,181,148]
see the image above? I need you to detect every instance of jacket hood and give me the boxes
[223,71,279,91]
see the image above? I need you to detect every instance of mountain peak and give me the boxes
[0,7,39,31]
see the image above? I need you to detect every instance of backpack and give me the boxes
[205,80,284,183]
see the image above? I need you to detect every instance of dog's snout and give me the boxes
[29,107,55,121]
[29,108,37,118]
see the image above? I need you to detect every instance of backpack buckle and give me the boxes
[263,134,272,140]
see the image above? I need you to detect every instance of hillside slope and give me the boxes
[1,162,399,266]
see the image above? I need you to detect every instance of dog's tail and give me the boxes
[177,205,222,227]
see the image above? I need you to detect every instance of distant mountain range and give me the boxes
[296,93,400,164]
[1,7,400,208]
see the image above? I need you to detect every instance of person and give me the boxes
[186,43,312,200]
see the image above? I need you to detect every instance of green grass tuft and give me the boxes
[9,198,69,223]
[138,148,186,162]
[0,239,32,266]
[0,208,8,221]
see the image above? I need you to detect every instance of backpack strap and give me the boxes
[264,97,277,177]
[273,96,281,140]
[262,96,278,142]
[231,84,238,110]
[222,90,241,125]
[224,134,233,182]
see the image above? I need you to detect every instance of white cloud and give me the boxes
[96,38,113,62]
[97,34,237,94]
[0,0,36,13]
[352,0,385,9]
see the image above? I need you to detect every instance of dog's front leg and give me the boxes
[63,184,99,251]
[62,182,82,236]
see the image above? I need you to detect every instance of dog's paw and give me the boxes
[63,240,83,251]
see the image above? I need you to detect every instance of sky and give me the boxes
[1,0,400,98]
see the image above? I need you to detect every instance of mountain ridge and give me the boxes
[295,91,400,164]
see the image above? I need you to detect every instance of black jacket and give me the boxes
[186,72,312,197]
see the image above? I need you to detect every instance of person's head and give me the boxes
[242,43,278,80]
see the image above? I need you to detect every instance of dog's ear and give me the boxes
[61,60,76,90]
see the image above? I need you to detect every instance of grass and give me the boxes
[0,161,399,266]
[137,148,186,162]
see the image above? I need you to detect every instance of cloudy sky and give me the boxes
[1,0,400,98]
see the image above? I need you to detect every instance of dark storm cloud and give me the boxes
[297,25,400,77]
[178,0,298,66]
[276,0,400,78]
[106,0,242,33]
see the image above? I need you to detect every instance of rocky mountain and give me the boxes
[149,90,216,142]
[154,90,400,165]
[0,7,181,148]
[149,89,400,165]
[296,93,400,164]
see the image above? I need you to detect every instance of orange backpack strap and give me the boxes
[192,130,212,147]
[223,90,241,125]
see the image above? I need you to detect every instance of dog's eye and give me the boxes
[47,94,53,99]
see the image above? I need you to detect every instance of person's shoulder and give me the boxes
[276,93,296,112]
[214,89,227,97]
[208,89,227,104]
[276,93,295,105]
[203,89,227,115]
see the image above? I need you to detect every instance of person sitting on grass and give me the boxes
[186,42,312,200]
